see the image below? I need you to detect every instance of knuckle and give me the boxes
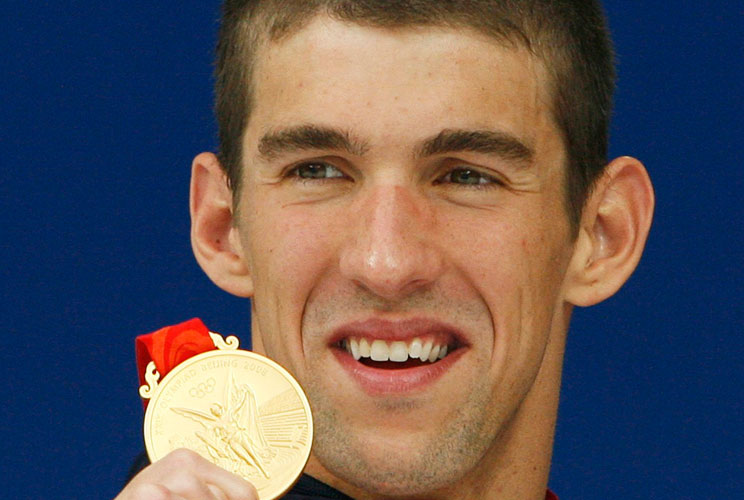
[175,474,205,494]
[165,448,202,468]
[207,484,229,500]
[240,481,260,500]
[128,483,171,500]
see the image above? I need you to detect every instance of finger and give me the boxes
[202,469,259,500]
[161,472,221,500]
[207,484,230,500]
[158,449,258,500]
[114,482,189,500]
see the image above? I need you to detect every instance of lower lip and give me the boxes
[331,347,465,396]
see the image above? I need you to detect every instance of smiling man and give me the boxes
[117,1,654,499]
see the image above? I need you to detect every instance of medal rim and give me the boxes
[143,348,313,500]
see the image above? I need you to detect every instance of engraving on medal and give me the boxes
[141,332,313,500]
[188,377,216,398]
[171,371,274,479]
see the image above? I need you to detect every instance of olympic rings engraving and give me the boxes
[189,377,216,398]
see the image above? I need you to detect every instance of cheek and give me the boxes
[440,212,540,289]
[443,210,568,353]
[248,199,341,288]
[244,202,343,354]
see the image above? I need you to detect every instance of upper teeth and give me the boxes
[343,337,449,363]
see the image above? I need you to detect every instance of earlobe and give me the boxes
[190,152,254,298]
[564,156,655,307]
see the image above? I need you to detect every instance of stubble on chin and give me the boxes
[304,375,507,498]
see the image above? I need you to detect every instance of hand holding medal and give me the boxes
[121,319,313,500]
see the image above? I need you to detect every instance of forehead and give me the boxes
[248,16,560,161]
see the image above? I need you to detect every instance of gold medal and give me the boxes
[139,332,313,500]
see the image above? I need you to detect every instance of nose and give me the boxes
[339,185,444,301]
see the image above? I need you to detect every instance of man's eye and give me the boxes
[441,167,496,186]
[292,162,345,179]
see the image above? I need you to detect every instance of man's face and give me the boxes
[234,17,576,495]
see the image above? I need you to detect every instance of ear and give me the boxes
[190,152,254,297]
[563,156,655,306]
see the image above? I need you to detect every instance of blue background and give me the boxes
[2,2,742,498]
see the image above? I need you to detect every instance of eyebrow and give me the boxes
[256,124,534,166]
[417,129,534,165]
[257,124,369,160]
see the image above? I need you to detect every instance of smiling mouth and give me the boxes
[338,336,457,369]
[328,318,468,393]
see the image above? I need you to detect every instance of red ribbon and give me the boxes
[135,318,216,408]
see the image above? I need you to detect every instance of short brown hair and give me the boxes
[215,0,615,234]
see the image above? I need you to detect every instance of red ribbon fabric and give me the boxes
[135,318,216,407]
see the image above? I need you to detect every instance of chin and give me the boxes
[310,400,492,498]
